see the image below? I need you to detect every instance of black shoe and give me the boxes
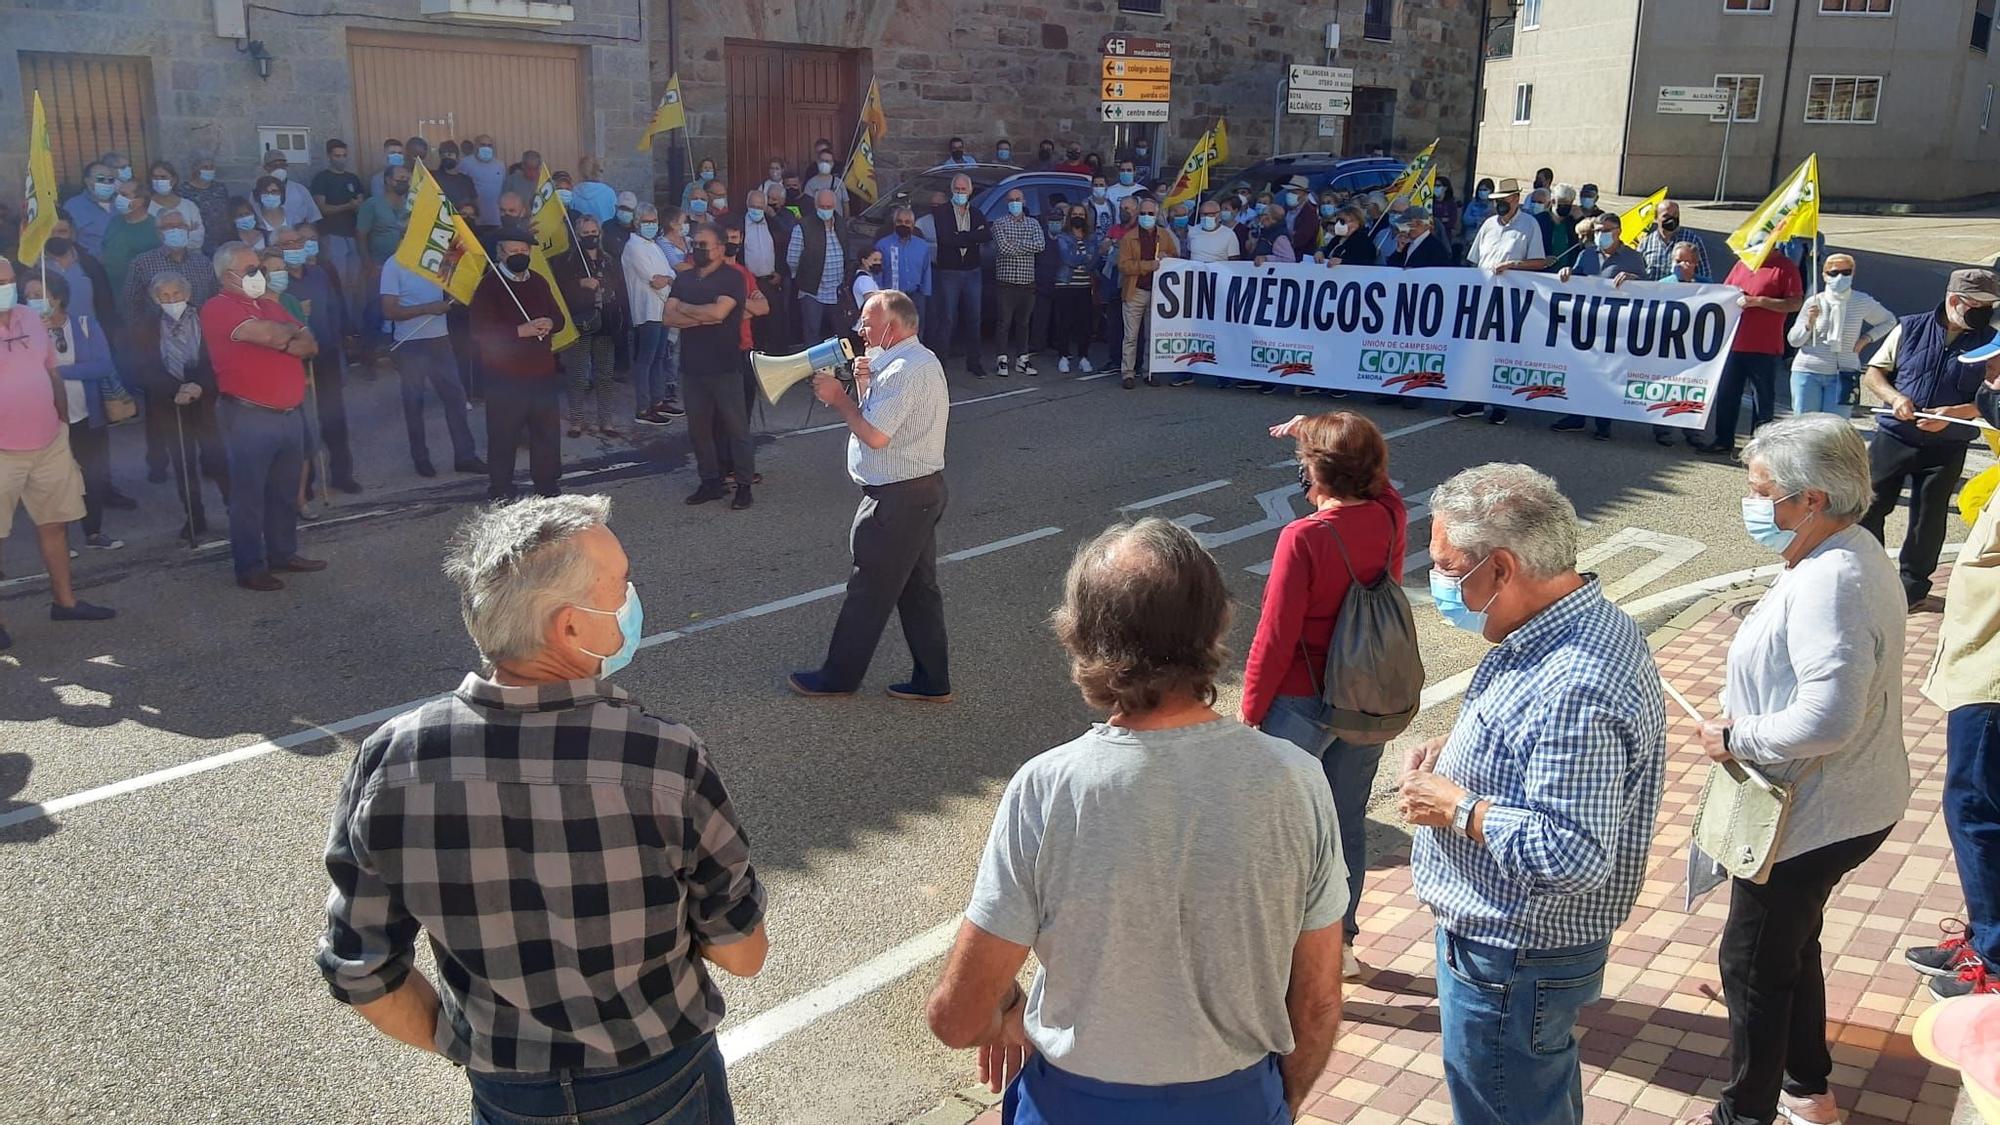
[731,486,754,510]
[685,482,727,505]
[1486,412,1508,426]
[1591,430,1611,442]
[657,398,687,419]
[1451,403,1484,419]
[1655,431,1678,447]
[331,477,364,495]
[1170,373,1194,387]
[787,671,854,697]
[0,624,11,650]
[237,572,285,592]
[1689,441,1734,456]
[886,681,954,703]
[101,491,139,512]
[635,410,669,426]
[1144,374,1159,387]
[1551,417,1587,433]
[50,599,116,621]
[414,459,437,477]
[454,458,488,475]
[147,466,169,484]
[969,368,988,379]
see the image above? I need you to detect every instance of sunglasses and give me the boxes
[1824,269,1853,277]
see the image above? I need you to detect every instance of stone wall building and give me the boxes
[0,0,1482,210]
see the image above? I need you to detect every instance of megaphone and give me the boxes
[751,337,855,406]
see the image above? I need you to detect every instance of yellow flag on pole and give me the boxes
[1165,121,1227,209]
[1620,186,1669,249]
[843,130,878,204]
[1726,154,1820,271]
[19,90,58,264]
[393,163,489,306]
[1212,118,1230,165]
[638,74,686,152]
[527,248,580,353]
[531,164,571,257]
[1383,139,1439,202]
[860,76,889,141]
[1413,165,1438,209]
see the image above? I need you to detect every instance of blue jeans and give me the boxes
[1948,704,2000,966]
[395,336,477,464]
[933,268,983,373]
[1434,928,1608,1125]
[218,398,305,579]
[1003,1053,1287,1125]
[631,323,678,408]
[1260,695,1382,938]
[1789,368,1846,416]
[469,1032,735,1125]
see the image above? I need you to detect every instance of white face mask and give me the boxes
[1333,220,1352,237]
[161,300,189,321]
[271,167,288,182]
[238,270,268,299]
[0,282,15,313]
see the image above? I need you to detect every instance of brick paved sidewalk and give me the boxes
[947,581,1971,1125]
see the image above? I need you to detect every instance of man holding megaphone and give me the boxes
[788,289,953,702]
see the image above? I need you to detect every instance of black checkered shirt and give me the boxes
[315,674,765,1074]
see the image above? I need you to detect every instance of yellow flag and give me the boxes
[19,91,58,264]
[393,163,489,306]
[1212,118,1230,165]
[638,74,686,152]
[1165,122,1226,209]
[531,164,570,257]
[1383,139,1439,202]
[843,130,878,204]
[526,248,580,353]
[1727,154,1820,271]
[860,76,889,141]
[1413,165,1438,209]
[1620,186,1669,249]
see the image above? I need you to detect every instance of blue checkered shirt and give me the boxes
[1410,578,1666,950]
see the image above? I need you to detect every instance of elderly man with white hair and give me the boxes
[317,495,767,1124]
[1398,462,1665,1125]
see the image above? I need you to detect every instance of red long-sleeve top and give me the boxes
[1241,489,1408,726]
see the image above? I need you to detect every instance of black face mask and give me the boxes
[690,246,714,267]
[579,234,600,251]
[504,253,531,274]
[895,225,915,237]
[1965,305,1996,332]
[440,157,459,171]
[43,237,73,258]
[724,243,742,258]
[1070,218,1086,230]
[1659,217,1679,232]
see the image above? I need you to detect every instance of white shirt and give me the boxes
[849,335,948,487]
[621,236,675,324]
[1105,184,1143,211]
[1186,224,1239,263]
[1786,289,1897,375]
[50,315,87,423]
[378,259,451,342]
[851,272,880,330]
[1470,211,1546,269]
[279,180,322,227]
[742,219,777,277]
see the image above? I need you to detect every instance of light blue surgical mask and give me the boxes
[616,207,635,224]
[259,192,283,210]
[267,270,291,293]
[1524,200,1545,216]
[282,248,308,267]
[1220,209,1236,225]
[234,214,258,231]
[816,206,836,221]
[748,209,766,224]
[92,181,117,201]
[113,195,135,215]
[116,166,134,181]
[163,227,191,249]
[1825,274,1854,295]
[951,191,970,206]
[1118,172,1135,186]
[698,169,715,183]
[1579,194,1598,209]
[638,221,660,239]
[575,581,643,677]
[1429,556,1496,635]
[386,152,405,167]
[477,146,495,162]
[688,198,708,214]
[197,168,216,184]
[557,188,574,205]
[1320,203,1337,217]
[1137,213,1157,230]
[305,238,320,258]
[1741,494,1808,553]
[1285,191,1301,207]
[27,297,50,316]
[1006,200,1024,216]
[1200,216,1218,231]
[996,148,1012,161]
[1595,231,1617,250]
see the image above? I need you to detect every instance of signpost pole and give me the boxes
[1273,61,1286,160]
[1715,110,1734,204]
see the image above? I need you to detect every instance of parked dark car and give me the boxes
[1215,153,1407,202]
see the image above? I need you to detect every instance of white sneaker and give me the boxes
[996,354,1010,372]
[84,533,125,551]
[1343,946,1361,980]
[1078,357,1095,373]
[1057,356,1071,373]
[1016,354,1039,375]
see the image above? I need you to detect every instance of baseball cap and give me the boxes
[1914,995,2000,1122]
[615,190,639,209]
[1949,268,2000,305]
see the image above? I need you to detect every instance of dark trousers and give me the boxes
[484,380,562,501]
[934,268,984,374]
[818,472,950,693]
[217,398,305,578]
[162,399,220,532]
[1052,288,1093,359]
[1713,827,1891,1125]
[67,421,109,536]
[1859,430,1968,604]
[686,366,753,485]
[313,356,355,482]
[997,283,1035,358]
[141,386,174,476]
[1100,286,1123,370]
[751,277,788,355]
[395,336,478,465]
[719,354,759,479]
[798,295,838,345]
[1948,704,2000,966]
[469,1032,736,1125]
[447,306,482,400]
[1708,351,1780,448]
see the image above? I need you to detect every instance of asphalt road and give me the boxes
[0,222,1986,1125]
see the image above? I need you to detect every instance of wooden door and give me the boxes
[724,40,860,195]
[348,31,583,182]
[19,52,155,191]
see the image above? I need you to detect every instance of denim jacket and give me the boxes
[56,314,120,428]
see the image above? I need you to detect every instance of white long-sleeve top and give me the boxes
[1786,289,1896,375]
[621,236,675,324]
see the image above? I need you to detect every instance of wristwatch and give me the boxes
[1451,793,1483,838]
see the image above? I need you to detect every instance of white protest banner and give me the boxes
[1149,261,1743,429]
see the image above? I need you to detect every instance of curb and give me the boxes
[903,1085,1001,1125]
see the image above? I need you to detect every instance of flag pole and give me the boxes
[555,203,595,278]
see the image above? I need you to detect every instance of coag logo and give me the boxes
[1155,334,1217,367]
[1359,349,1446,377]
[1251,343,1314,378]
[1626,377,1709,416]
[1493,363,1569,402]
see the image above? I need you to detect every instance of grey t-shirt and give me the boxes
[967,718,1346,1086]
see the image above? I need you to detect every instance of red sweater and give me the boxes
[1241,490,1408,726]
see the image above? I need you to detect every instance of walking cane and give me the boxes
[172,401,198,549]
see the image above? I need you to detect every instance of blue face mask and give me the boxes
[1429,555,1496,635]
[92,181,117,200]
[305,238,320,258]
[268,270,291,293]
[282,248,308,267]
[1048,219,1064,236]
[996,149,1011,161]
[1200,216,1218,231]
[163,227,190,249]
[1137,213,1157,230]
[575,581,644,677]
[638,221,660,239]
[1320,203,1337,217]
[1741,494,1807,553]
[748,209,766,224]
[816,206,836,221]
[1118,172,1135,186]
[197,168,216,184]
[1579,195,1598,209]
[259,192,283,210]
[557,188,574,205]
[1172,215,1189,229]
[1595,231,1617,250]
[386,152,405,167]
[234,214,258,231]
[698,169,715,183]
[27,297,51,317]
[616,208,635,224]
[1006,200,1024,216]
[951,191,970,206]
[477,146,495,162]
[688,198,708,214]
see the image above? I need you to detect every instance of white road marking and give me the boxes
[1075,371,1118,382]
[719,917,961,1065]
[0,526,1066,833]
[562,460,647,481]
[1119,479,1231,512]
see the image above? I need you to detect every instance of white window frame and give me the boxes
[1513,83,1534,124]
[1522,0,1543,30]
[1723,0,1774,14]
[1803,74,1883,124]
[1712,74,1764,123]
[1983,84,1994,132]
[1816,0,1895,15]
[258,126,310,169]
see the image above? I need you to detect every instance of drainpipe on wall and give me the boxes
[1618,0,1645,195]
[665,0,684,206]
[1766,0,1805,195]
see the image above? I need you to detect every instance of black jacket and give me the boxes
[1388,233,1453,269]
[931,202,991,271]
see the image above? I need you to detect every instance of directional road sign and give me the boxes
[1288,64,1354,94]
[1099,34,1172,59]
[1287,88,1352,116]
[1101,101,1170,123]
[1658,86,1731,115]
[1102,78,1173,102]
[1102,57,1173,80]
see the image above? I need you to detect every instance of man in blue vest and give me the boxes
[1860,268,2000,610]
